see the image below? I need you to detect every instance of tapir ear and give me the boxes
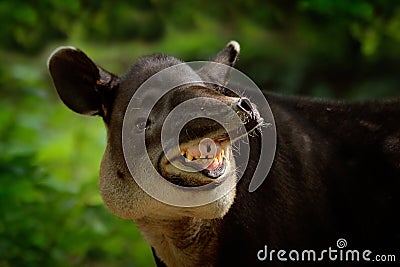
[197,40,240,86]
[48,46,119,116]
[212,40,240,66]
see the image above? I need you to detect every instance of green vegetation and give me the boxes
[1,1,399,266]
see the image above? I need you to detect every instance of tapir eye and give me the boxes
[135,117,151,131]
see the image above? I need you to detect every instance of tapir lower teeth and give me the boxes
[181,149,225,162]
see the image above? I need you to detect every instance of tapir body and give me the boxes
[48,42,399,266]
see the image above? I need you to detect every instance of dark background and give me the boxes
[1,1,399,266]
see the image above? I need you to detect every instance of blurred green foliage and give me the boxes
[1,0,400,266]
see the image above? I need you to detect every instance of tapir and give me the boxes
[48,41,399,266]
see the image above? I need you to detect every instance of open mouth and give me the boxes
[158,134,232,187]
[179,138,228,179]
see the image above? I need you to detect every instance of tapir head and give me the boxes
[48,41,263,220]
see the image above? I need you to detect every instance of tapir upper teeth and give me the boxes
[181,148,225,162]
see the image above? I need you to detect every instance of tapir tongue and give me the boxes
[202,157,226,178]
[205,156,223,171]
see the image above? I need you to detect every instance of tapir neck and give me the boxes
[135,216,221,267]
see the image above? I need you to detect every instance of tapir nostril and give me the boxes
[237,97,253,114]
